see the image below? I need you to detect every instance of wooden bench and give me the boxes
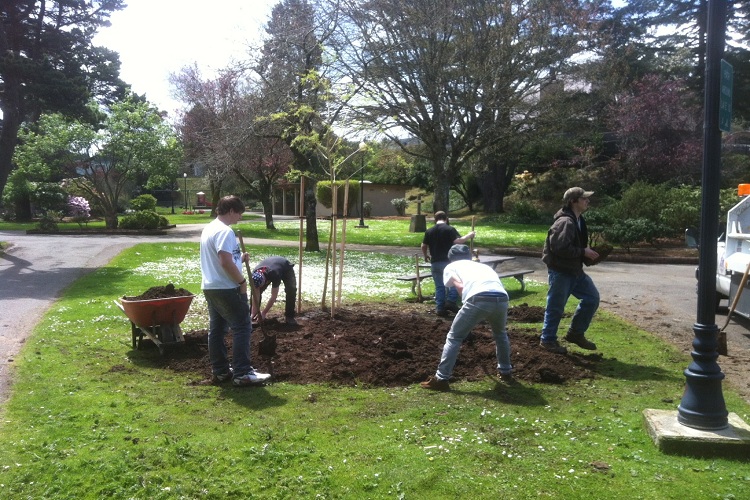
[496,269,535,291]
[396,272,432,295]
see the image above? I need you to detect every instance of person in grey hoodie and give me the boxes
[539,187,601,354]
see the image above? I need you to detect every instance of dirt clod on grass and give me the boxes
[136,302,601,388]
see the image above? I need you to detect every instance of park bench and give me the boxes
[496,269,535,291]
[396,272,433,295]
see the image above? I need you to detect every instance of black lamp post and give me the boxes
[183,172,188,210]
[677,0,729,430]
[171,183,175,214]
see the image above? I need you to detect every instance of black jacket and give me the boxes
[541,207,587,273]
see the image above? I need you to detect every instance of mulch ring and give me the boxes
[135,302,602,387]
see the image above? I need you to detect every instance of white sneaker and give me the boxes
[232,369,271,386]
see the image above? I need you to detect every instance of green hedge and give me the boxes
[316,180,361,215]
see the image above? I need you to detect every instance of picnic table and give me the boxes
[402,254,534,293]
[418,254,516,271]
[473,255,535,291]
[477,254,516,270]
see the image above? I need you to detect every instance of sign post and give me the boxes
[720,59,733,133]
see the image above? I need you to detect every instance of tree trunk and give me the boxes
[262,198,276,230]
[481,169,504,213]
[104,212,118,229]
[13,195,32,222]
[304,181,320,252]
[480,159,516,214]
[209,179,222,218]
[0,81,23,198]
[431,156,452,213]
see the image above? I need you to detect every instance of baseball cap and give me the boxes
[563,187,594,203]
[447,244,472,262]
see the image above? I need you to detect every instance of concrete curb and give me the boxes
[492,247,699,266]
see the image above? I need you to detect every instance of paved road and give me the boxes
[0,226,203,403]
[2,225,749,405]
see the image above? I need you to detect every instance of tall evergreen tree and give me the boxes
[0,0,127,199]
[253,0,345,251]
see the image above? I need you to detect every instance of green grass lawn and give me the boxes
[0,242,748,499]
[0,212,549,250]
[229,216,548,249]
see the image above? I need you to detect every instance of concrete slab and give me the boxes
[643,409,750,458]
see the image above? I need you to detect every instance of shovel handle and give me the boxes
[237,230,262,323]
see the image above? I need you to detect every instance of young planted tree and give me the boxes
[12,96,183,228]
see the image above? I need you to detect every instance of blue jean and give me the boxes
[203,288,253,377]
[431,260,458,311]
[436,295,511,380]
[279,267,298,318]
[541,269,600,342]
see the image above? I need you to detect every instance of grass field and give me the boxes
[0,242,748,499]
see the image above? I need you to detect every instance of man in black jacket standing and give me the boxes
[421,211,475,316]
[540,187,601,354]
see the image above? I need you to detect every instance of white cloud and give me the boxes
[94,0,276,116]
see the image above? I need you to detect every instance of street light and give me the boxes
[183,172,188,210]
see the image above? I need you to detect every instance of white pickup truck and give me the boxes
[711,184,750,316]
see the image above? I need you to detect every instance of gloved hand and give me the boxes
[584,244,613,266]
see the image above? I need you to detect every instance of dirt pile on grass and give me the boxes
[140,303,601,387]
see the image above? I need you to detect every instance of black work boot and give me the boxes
[564,331,597,350]
[540,340,568,354]
[445,301,459,313]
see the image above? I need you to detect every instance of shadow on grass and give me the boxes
[453,378,549,407]
[125,344,288,410]
[218,384,289,410]
[593,356,683,383]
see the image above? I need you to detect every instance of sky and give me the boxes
[94,0,278,117]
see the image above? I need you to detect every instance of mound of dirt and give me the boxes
[123,284,193,301]
[141,303,602,387]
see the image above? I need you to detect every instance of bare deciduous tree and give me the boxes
[333,0,605,212]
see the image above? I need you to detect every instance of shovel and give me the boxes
[718,259,750,356]
[237,231,277,356]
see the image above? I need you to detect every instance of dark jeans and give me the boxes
[280,266,297,318]
[430,260,458,311]
[541,269,600,342]
[203,288,253,377]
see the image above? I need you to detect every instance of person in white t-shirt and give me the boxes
[200,195,270,386]
[421,244,513,391]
